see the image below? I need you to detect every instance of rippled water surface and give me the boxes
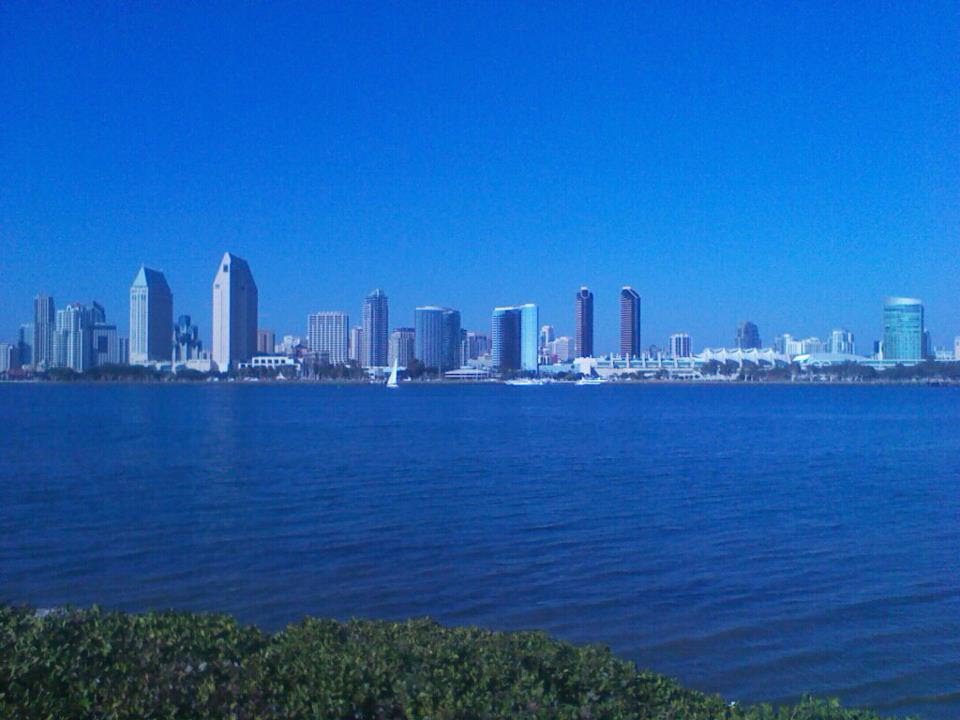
[2,383,958,718]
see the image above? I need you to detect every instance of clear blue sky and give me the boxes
[2,2,957,352]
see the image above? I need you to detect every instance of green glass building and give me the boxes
[882,297,924,361]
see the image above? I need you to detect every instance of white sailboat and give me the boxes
[386,358,400,388]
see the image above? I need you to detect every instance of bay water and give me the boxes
[1,384,958,718]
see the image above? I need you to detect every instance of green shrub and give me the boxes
[0,606,902,719]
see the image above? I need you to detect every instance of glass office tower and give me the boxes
[519,303,539,372]
[882,297,923,361]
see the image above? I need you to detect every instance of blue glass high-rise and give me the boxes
[415,306,461,371]
[491,307,521,371]
[882,297,923,361]
[519,304,539,372]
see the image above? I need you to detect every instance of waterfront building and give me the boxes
[619,287,641,358]
[736,321,761,350]
[551,335,575,362]
[307,312,349,365]
[442,310,462,370]
[882,297,923,361]
[362,289,389,368]
[129,266,174,365]
[91,324,120,366]
[212,253,258,371]
[519,304,539,371]
[0,343,14,373]
[463,332,489,361]
[669,333,692,358]
[238,355,299,371]
[32,295,55,370]
[491,307,522,370]
[539,325,555,349]
[829,329,856,355]
[277,335,302,356]
[257,329,276,355]
[923,330,933,360]
[955,337,960,360]
[491,305,538,371]
[54,303,93,371]
[414,307,461,371]
[119,338,129,364]
[389,327,415,367]
[348,326,363,363]
[173,315,204,362]
[575,286,594,357]
[17,324,32,368]
[414,307,444,370]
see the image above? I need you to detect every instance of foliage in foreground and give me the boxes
[0,606,898,719]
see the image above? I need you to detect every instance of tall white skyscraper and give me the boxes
[308,312,349,365]
[212,252,258,371]
[129,266,173,365]
[54,303,93,371]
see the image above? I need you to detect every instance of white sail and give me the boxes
[386,358,400,388]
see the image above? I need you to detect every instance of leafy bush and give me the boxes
[0,606,900,719]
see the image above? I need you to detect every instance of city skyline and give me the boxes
[2,4,956,353]
[4,266,958,363]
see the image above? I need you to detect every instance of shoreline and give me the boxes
[2,377,958,387]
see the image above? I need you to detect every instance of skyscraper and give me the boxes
[362,289,389,368]
[389,328,416,367]
[307,312,349,365]
[173,315,203,362]
[0,343,14,373]
[575,286,594,358]
[413,307,460,371]
[17,324,33,368]
[519,304,539,371]
[882,297,923,361]
[32,295,55,370]
[414,307,444,370]
[441,309,462,371]
[492,307,522,371]
[0,343,15,374]
[349,326,363,364]
[257,329,276,355]
[91,324,120,366]
[669,333,692,358]
[129,266,173,365]
[555,336,575,362]
[212,252,258,371]
[54,303,94,371]
[829,329,856,355]
[463,332,489,360]
[736,321,761,350]
[539,325,555,349]
[619,287,641,358]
